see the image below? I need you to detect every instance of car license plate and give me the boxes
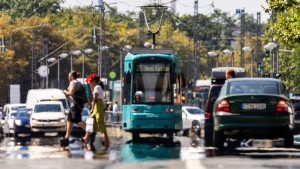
[252,139,273,148]
[242,103,266,110]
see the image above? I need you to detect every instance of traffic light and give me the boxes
[257,62,262,72]
[265,50,270,58]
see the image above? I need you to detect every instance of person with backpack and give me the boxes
[82,73,110,151]
[61,71,87,147]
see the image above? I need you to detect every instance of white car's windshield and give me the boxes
[186,108,204,115]
[34,104,62,113]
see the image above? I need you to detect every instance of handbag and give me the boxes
[86,117,94,132]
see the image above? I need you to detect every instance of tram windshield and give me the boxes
[133,62,172,104]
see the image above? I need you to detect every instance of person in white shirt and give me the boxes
[112,102,119,123]
[83,74,109,151]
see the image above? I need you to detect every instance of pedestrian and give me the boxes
[112,101,119,123]
[226,68,236,80]
[83,74,110,151]
[61,71,86,147]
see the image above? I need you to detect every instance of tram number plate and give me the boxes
[242,103,266,110]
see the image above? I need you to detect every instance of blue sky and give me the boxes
[61,0,270,22]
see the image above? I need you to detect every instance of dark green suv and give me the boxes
[213,78,294,149]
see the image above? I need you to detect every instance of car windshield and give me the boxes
[34,104,62,113]
[11,106,26,113]
[228,81,278,95]
[186,108,204,115]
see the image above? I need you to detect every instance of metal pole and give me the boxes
[231,52,234,67]
[46,61,48,88]
[251,50,253,77]
[82,53,85,83]
[58,56,60,88]
[70,53,73,71]
[120,49,122,105]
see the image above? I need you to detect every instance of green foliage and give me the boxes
[0,0,62,18]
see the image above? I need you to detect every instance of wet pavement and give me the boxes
[2,128,300,168]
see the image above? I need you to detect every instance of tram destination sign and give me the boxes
[135,63,170,72]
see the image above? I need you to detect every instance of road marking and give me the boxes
[185,159,206,169]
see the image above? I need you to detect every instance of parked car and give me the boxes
[71,108,89,135]
[2,104,27,137]
[182,106,205,137]
[213,78,294,150]
[30,101,66,136]
[12,108,32,137]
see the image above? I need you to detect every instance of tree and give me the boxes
[0,0,62,18]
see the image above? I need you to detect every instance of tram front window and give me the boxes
[133,62,172,104]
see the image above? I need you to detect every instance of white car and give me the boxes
[182,106,205,136]
[30,101,66,136]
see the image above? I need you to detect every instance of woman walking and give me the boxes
[83,74,110,150]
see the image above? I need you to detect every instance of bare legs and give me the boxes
[65,121,86,139]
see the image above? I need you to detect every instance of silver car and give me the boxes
[182,106,205,137]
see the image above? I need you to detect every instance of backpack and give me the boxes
[73,83,88,104]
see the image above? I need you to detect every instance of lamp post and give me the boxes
[82,48,93,83]
[242,46,253,77]
[222,49,234,67]
[99,46,109,78]
[46,57,56,88]
[208,51,219,67]
[207,52,219,75]
[57,53,68,88]
[70,50,81,71]
[264,42,278,74]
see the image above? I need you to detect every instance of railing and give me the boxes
[104,111,122,127]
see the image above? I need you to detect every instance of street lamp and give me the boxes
[242,46,253,77]
[82,48,93,83]
[70,50,81,71]
[58,53,68,88]
[222,49,234,67]
[46,57,56,88]
[208,51,219,67]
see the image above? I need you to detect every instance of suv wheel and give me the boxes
[213,130,224,150]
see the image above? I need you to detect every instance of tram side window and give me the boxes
[174,75,183,105]
[122,71,131,104]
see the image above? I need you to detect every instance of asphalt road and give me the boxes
[1,128,300,169]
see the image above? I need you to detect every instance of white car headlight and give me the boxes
[60,118,65,123]
[15,119,22,126]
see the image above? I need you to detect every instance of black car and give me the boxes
[204,84,222,146]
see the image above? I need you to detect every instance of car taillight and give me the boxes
[205,112,211,118]
[217,99,230,112]
[276,100,288,112]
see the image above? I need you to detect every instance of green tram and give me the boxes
[121,49,184,139]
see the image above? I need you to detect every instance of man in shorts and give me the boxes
[62,71,86,147]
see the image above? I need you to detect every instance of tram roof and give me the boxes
[130,49,175,55]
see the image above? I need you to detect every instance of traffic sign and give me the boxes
[109,71,116,79]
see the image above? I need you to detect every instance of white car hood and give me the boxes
[31,112,64,120]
